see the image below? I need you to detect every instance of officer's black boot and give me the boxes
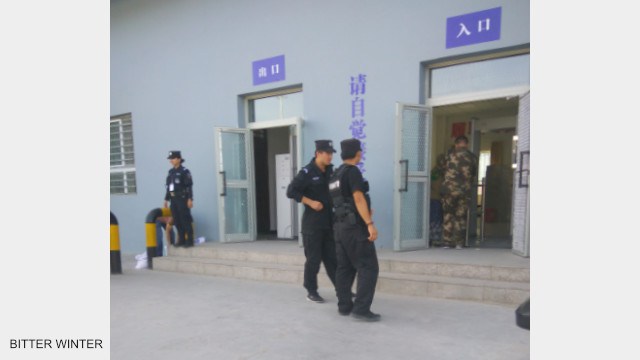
[351,311,381,322]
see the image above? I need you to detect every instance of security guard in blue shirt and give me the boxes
[164,150,194,248]
[286,140,338,303]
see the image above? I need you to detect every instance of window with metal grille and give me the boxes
[110,113,137,194]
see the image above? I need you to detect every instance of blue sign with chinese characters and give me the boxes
[446,7,501,49]
[252,55,285,85]
[349,74,367,174]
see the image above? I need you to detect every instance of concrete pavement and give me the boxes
[111,255,529,360]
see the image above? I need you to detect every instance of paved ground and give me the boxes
[111,256,529,360]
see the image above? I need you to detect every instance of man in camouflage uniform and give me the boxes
[440,136,477,249]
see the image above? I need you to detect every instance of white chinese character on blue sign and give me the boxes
[446,7,501,49]
[252,55,286,85]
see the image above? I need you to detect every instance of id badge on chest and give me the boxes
[169,183,175,191]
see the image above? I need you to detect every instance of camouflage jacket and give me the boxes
[441,149,478,197]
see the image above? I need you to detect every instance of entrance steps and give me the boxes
[153,241,529,306]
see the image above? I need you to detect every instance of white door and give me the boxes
[214,127,257,242]
[246,117,304,246]
[287,121,304,247]
[511,92,530,257]
[275,154,293,239]
[393,103,432,251]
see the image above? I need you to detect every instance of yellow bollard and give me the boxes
[110,212,122,274]
[145,207,173,269]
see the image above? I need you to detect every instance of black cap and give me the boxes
[340,138,362,159]
[315,140,336,153]
[167,150,182,159]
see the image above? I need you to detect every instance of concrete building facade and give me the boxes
[110,0,530,256]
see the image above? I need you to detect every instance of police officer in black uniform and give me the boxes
[286,140,338,303]
[164,151,194,248]
[330,138,380,321]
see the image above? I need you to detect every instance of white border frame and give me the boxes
[427,85,530,108]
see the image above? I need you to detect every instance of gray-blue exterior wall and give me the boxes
[111,0,530,254]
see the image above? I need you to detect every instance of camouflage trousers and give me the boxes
[442,194,470,247]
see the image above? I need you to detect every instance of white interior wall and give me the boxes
[479,130,516,165]
[267,127,290,231]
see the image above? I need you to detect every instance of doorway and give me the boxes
[214,118,303,244]
[430,97,519,249]
[253,126,296,240]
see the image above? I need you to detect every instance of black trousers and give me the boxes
[170,194,194,247]
[302,228,337,293]
[334,222,379,315]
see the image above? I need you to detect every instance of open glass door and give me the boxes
[214,127,256,242]
[512,91,530,257]
[287,119,304,247]
[393,103,432,251]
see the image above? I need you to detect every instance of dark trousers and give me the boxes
[302,228,337,294]
[334,222,379,315]
[170,195,194,247]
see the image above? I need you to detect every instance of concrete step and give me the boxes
[153,255,528,306]
[166,245,529,284]
[168,246,305,266]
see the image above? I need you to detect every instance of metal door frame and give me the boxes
[468,117,480,246]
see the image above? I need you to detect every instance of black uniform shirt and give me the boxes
[165,165,193,201]
[337,164,371,229]
[286,158,334,230]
